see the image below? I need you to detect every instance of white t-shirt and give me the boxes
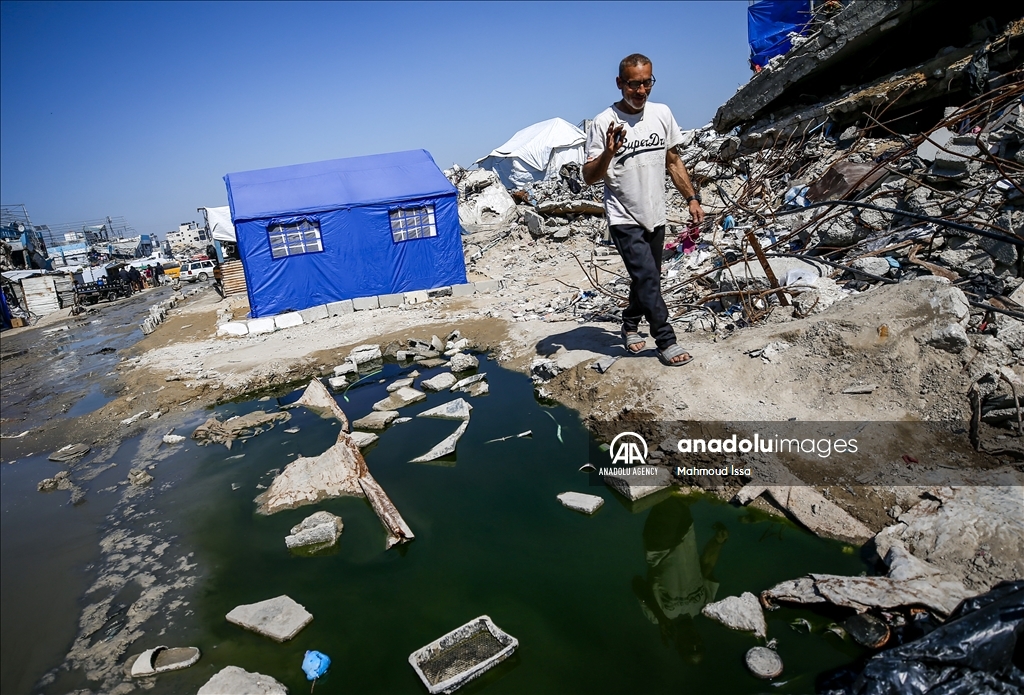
[585,102,684,232]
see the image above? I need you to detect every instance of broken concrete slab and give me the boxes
[352,410,399,431]
[404,290,429,305]
[293,378,349,431]
[197,666,287,695]
[411,420,469,463]
[451,283,475,297]
[254,433,368,514]
[333,362,357,377]
[225,595,312,642]
[602,467,672,501]
[466,381,489,397]
[702,592,767,638]
[349,431,378,449]
[285,510,343,551]
[372,386,426,411]
[451,373,486,392]
[557,491,604,515]
[764,486,873,545]
[474,280,502,293]
[328,376,349,390]
[348,344,382,364]
[421,372,457,391]
[417,398,473,420]
[162,434,185,445]
[449,352,479,372]
[387,377,415,393]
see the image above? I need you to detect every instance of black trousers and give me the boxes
[609,223,677,351]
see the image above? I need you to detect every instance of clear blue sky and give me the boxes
[1,1,752,237]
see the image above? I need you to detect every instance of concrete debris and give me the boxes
[128,468,153,486]
[466,380,489,396]
[372,386,426,411]
[349,430,378,448]
[352,410,399,431]
[197,666,288,695]
[745,646,783,680]
[348,344,382,365]
[873,487,1024,592]
[192,410,291,450]
[448,352,479,373]
[447,167,518,230]
[285,510,343,551]
[762,540,971,616]
[556,491,604,515]
[225,594,313,642]
[451,373,486,392]
[293,378,350,431]
[48,443,90,462]
[358,474,415,549]
[702,592,768,638]
[417,398,473,420]
[120,411,148,426]
[421,372,457,391]
[735,476,873,544]
[602,467,672,501]
[333,361,357,377]
[387,377,415,392]
[411,420,469,463]
[254,432,368,514]
[162,434,186,444]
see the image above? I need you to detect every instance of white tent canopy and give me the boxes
[202,206,236,242]
[475,117,586,190]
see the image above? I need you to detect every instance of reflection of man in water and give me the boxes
[632,496,729,664]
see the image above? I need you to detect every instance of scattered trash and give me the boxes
[745,646,783,679]
[48,443,90,462]
[408,615,518,694]
[125,646,201,678]
[485,430,531,443]
[301,649,331,684]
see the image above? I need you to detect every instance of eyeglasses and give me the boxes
[623,77,656,90]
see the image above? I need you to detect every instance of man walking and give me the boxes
[583,53,704,366]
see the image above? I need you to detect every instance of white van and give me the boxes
[180,259,216,283]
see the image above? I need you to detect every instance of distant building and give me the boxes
[166,221,209,249]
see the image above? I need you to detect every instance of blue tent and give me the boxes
[748,0,812,69]
[225,150,466,319]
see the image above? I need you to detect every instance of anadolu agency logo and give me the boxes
[600,432,661,476]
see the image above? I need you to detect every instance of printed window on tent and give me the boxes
[268,219,323,259]
[389,205,437,243]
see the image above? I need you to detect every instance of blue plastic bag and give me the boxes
[302,650,331,681]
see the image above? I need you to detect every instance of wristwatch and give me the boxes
[686,195,701,204]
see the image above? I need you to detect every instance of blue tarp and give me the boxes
[225,150,466,318]
[302,650,331,681]
[748,0,812,69]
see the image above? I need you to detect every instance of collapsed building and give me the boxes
[451,0,1022,438]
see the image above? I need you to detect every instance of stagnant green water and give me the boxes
[4,357,871,694]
